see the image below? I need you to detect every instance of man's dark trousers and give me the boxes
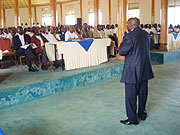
[125,80,148,123]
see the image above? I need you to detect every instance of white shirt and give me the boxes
[0,33,11,39]
[151,27,157,34]
[25,32,33,37]
[35,35,44,47]
[65,31,78,41]
[18,34,25,46]
[144,28,152,34]
[105,29,113,36]
[114,27,118,36]
[45,33,60,42]
[174,28,180,33]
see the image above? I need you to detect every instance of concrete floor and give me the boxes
[0,60,180,135]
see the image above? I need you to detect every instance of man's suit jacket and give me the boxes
[119,27,154,84]
[82,29,93,38]
[12,34,31,50]
[30,34,48,54]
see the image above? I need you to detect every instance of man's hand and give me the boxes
[116,53,125,61]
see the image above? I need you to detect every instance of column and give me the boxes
[14,0,19,27]
[94,0,99,29]
[50,0,57,26]
[159,0,168,51]
[34,6,37,25]
[118,0,127,47]
[109,0,111,24]
[0,0,2,28]
[80,0,82,23]
[151,0,155,24]
[60,3,63,24]
[28,0,32,27]
[3,7,6,28]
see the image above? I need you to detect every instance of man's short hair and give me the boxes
[128,17,140,27]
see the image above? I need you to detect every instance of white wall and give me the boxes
[3,0,162,27]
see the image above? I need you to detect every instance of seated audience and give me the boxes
[105,24,114,38]
[100,25,108,38]
[45,26,61,42]
[168,24,174,33]
[82,23,93,38]
[93,25,103,38]
[12,26,38,72]
[65,25,81,41]
[59,25,66,41]
[40,25,48,38]
[31,26,48,70]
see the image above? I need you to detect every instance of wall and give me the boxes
[3,0,162,27]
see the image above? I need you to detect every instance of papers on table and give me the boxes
[20,43,37,49]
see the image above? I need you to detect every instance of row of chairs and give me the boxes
[0,38,41,72]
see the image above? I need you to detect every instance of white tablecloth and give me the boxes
[168,33,180,50]
[45,38,111,70]
[0,50,2,60]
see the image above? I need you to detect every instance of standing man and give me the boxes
[117,18,154,125]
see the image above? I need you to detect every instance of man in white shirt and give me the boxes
[105,24,113,37]
[45,26,61,42]
[65,25,81,41]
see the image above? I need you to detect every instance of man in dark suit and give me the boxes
[31,26,48,70]
[12,26,37,72]
[117,18,154,125]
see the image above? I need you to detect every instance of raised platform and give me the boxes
[0,59,124,110]
[1,49,180,110]
[150,49,180,64]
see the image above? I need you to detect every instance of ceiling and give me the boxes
[1,0,76,9]
[1,0,180,9]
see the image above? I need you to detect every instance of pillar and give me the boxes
[50,0,57,26]
[34,6,37,25]
[109,0,111,24]
[151,0,155,24]
[80,0,82,23]
[159,0,168,51]
[94,0,99,29]
[118,0,127,47]
[60,3,63,24]
[0,0,2,28]
[3,7,6,28]
[14,0,19,27]
[28,0,32,27]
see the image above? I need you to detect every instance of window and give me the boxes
[65,10,76,25]
[168,6,180,26]
[42,14,51,26]
[88,9,102,26]
[127,9,140,19]
[127,2,140,20]
[66,15,76,25]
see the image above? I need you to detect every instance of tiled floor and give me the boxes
[0,60,180,135]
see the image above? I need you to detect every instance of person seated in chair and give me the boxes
[31,26,49,70]
[12,26,38,72]
[82,23,93,38]
[59,25,65,41]
[45,26,61,42]
[65,25,82,41]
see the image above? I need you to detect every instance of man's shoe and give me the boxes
[120,119,138,125]
[29,67,36,72]
[41,65,48,70]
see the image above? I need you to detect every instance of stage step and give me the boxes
[0,62,124,110]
